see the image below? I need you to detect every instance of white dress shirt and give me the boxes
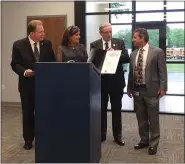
[135,43,149,84]
[28,35,40,53]
[24,36,40,76]
[102,39,111,50]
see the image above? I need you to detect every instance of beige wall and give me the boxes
[86,15,109,54]
[2,2,74,102]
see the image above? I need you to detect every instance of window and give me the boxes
[166,23,184,62]
[110,2,132,12]
[86,2,132,13]
[166,64,184,95]
[147,29,159,47]
[136,2,164,11]
[111,14,133,23]
[86,2,109,13]
[166,12,184,22]
[112,25,132,50]
[166,2,184,10]
[85,1,185,98]
[136,13,164,22]
[112,25,132,74]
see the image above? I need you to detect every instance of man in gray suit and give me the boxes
[127,28,167,155]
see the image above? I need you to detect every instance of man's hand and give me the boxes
[127,88,132,98]
[24,69,35,77]
[158,89,166,98]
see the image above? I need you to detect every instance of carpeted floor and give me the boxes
[1,105,184,163]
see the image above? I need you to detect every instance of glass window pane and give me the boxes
[86,2,109,13]
[112,25,132,91]
[136,13,164,22]
[86,15,109,54]
[166,2,184,10]
[166,64,184,94]
[109,2,132,12]
[166,23,184,62]
[136,2,164,11]
[111,14,133,23]
[147,29,159,47]
[86,2,132,13]
[166,12,184,22]
[112,25,132,50]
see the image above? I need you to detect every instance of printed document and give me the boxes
[101,50,121,74]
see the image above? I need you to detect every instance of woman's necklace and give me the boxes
[69,43,76,49]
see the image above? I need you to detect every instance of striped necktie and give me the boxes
[34,42,40,62]
[105,42,109,50]
[135,49,144,84]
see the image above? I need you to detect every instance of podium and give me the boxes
[35,63,101,163]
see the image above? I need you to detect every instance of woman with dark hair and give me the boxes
[56,25,88,62]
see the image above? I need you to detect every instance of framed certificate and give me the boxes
[101,50,121,74]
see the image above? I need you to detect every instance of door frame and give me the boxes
[133,21,166,56]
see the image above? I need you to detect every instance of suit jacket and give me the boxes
[10,37,56,93]
[90,38,130,90]
[127,45,167,96]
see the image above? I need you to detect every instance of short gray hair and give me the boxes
[27,20,43,35]
[99,23,112,32]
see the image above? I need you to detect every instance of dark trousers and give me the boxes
[20,89,35,142]
[101,86,123,138]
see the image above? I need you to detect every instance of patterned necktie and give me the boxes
[105,42,109,50]
[34,42,40,62]
[135,49,144,84]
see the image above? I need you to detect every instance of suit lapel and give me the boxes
[25,38,36,62]
[145,45,153,69]
[39,41,44,60]
[111,39,114,48]
[132,50,138,71]
[111,40,116,49]
[98,39,103,49]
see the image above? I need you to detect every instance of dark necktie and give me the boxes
[135,49,144,84]
[34,42,40,62]
[105,42,109,50]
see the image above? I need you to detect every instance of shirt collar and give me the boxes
[140,43,149,51]
[102,38,111,44]
[28,35,38,46]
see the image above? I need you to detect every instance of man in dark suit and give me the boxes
[10,20,56,150]
[90,23,129,146]
[127,28,167,155]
